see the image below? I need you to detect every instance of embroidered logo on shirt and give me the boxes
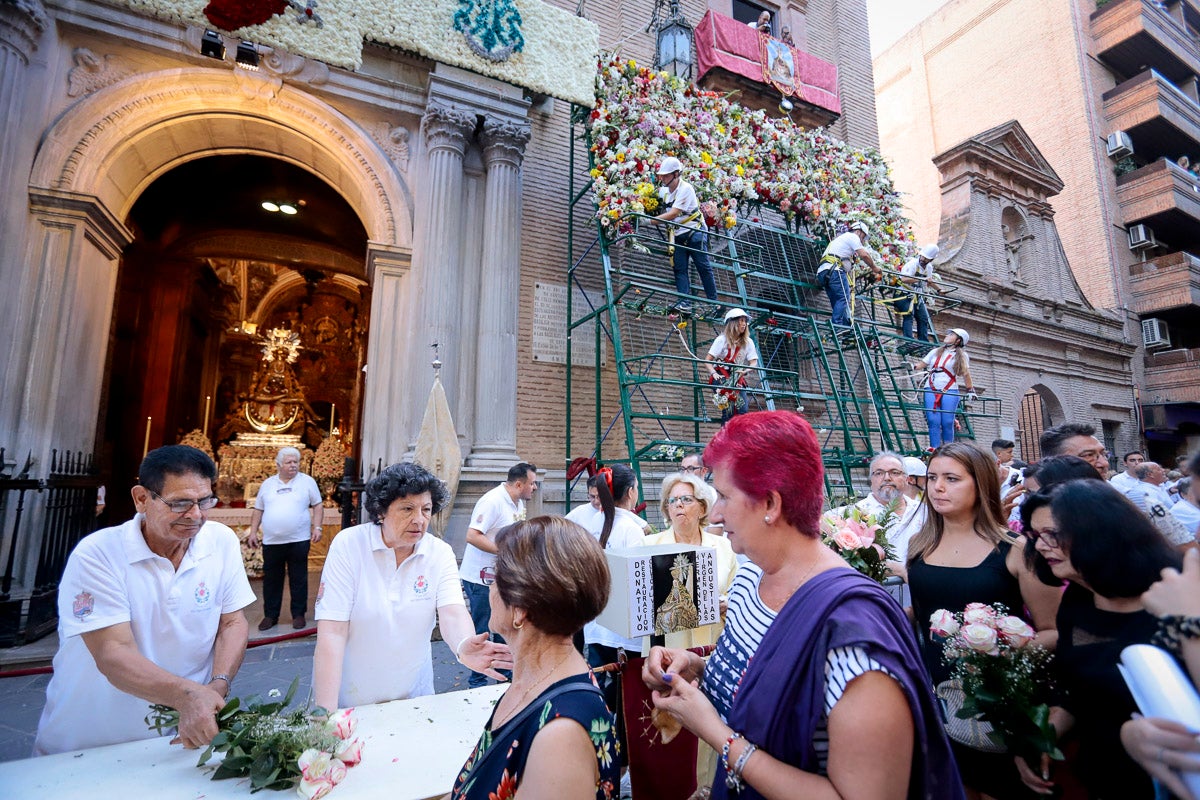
[475,513,484,524]
[194,581,211,606]
[72,591,94,620]
[413,575,429,595]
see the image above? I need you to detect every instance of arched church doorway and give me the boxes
[1017,384,1064,462]
[101,154,370,521]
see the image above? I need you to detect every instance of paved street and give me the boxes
[0,572,478,763]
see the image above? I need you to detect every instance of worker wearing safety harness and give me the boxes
[895,244,942,342]
[817,221,879,328]
[916,328,976,449]
[654,157,718,312]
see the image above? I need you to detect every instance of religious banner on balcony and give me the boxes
[759,33,800,99]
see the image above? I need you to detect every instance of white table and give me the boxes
[0,684,507,800]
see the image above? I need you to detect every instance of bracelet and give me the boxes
[722,732,744,791]
[455,637,470,663]
[1153,615,1200,655]
[732,742,758,783]
[210,674,232,694]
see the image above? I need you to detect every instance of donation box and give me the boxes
[595,544,720,639]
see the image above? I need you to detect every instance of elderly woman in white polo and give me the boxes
[644,471,739,649]
[313,463,511,710]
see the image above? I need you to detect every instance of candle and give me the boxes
[329,403,336,436]
[142,416,152,458]
[202,395,211,435]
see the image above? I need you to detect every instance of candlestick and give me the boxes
[329,403,336,436]
[202,395,211,435]
[142,416,152,458]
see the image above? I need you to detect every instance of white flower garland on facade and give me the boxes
[113,0,599,106]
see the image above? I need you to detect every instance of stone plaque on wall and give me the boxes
[532,282,607,367]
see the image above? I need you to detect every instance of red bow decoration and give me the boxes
[566,456,598,481]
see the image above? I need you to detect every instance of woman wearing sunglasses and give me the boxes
[644,472,737,649]
[1015,480,1182,798]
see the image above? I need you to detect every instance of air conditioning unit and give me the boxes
[1128,223,1157,250]
[1106,131,1134,159]
[1142,317,1171,349]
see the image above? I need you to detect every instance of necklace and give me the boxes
[492,649,573,729]
[767,555,822,611]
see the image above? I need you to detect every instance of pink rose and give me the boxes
[963,604,997,626]
[335,737,364,767]
[960,622,999,654]
[297,775,335,800]
[844,518,880,547]
[324,708,357,740]
[833,527,862,551]
[929,609,960,638]
[996,615,1036,648]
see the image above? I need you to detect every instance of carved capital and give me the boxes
[0,0,49,61]
[421,101,475,155]
[481,116,531,168]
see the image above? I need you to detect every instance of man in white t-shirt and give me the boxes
[248,447,323,631]
[1108,450,1145,493]
[817,221,879,328]
[654,157,718,312]
[1125,461,1195,550]
[1169,477,1200,542]
[34,445,254,755]
[459,461,537,687]
[894,244,941,341]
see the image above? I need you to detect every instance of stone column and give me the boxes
[361,244,414,474]
[406,101,476,453]
[0,1,49,453]
[468,116,530,466]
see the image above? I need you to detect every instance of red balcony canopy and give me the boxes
[694,10,840,116]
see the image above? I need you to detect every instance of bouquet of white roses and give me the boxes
[147,678,363,798]
[931,603,1060,759]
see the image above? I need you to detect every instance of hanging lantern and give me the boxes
[654,0,694,80]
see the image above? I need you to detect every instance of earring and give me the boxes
[513,618,524,630]
[763,516,771,524]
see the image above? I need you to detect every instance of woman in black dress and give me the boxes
[451,517,621,800]
[1015,480,1182,799]
[907,441,1063,800]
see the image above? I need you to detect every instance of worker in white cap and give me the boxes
[902,455,927,502]
[895,244,942,342]
[914,328,976,449]
[816,220,879,328]
[654,156,718,312]
[706,308,759,422]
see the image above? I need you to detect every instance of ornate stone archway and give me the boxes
[4,66,414,467]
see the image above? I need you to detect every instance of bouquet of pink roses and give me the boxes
[147,677,363,798]
[930,603,1061,759]
[819,499,898,583]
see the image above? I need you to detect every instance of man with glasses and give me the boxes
[35,445,255,755]
[680,451,708,481]
[247,447,323,631]
[459,461,537,688]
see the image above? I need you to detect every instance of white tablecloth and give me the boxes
[0,684,507,800]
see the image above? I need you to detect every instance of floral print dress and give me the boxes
[451,673,620,800]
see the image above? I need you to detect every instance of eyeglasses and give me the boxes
[480,566,496,586]
[666,495,697,507]
[149,490,219,514]
[870,469,905,479]
[680,465,705,474]
[1026,528,1060,547]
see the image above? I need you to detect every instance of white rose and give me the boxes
[928,609,960,638]
[996,615,1036,648]
[960,623,999,654]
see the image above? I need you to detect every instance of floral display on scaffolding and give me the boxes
[587,57,916,268]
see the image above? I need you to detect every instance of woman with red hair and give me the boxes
[643,411,962,799]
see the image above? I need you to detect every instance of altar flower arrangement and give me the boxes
[588,56,915,269]
[932,603,1061,760]
[819,499,897,583]
[146,678,363,796]
[179,428,215,460]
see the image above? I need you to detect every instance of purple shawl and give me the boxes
[713,567,964,800]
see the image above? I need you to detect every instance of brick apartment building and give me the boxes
[874,0,1200,463]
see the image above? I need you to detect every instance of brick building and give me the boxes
[874,0,1200,462]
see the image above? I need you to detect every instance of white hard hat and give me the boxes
[920,244,940,260]
[657,157,683,175]
[949,328,970,346]
[902,456,927,477]
[723,308,750,323]
[848,220,869,237]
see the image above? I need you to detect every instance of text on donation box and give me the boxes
[595,544,719,639]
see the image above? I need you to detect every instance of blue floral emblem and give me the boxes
[453,0,525,62]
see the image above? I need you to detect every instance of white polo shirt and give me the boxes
[659,178,704,233]
[818,231,862,273]
[458,484,524,586]
[564,503,602,530]
[255,473,322,544]
[314,524,464,708]
[34,516,255,755]
[582,508,646,651]
[900,255,935,290]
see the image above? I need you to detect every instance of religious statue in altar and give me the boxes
[654,553,701,635]
[242,328,318,434]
